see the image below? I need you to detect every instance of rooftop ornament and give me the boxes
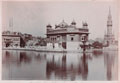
[58,20,68,28]
[71,19,76,25]
[46,24,52,28]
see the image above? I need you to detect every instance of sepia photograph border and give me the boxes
[0,0,120,83]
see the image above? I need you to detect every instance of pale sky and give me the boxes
[2,1,119,40]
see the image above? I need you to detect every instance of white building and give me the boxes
[2,31,21,47]
[46,20,89,51]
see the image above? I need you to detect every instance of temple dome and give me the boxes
[58,20,68,28]
[83,22,88,26]
[46,24,52,27]
[71,20,76,25]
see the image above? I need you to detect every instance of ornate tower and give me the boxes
[107,7,112,35]
[71,19,76,27]
[46,24,52,33]
[104,7,115,45]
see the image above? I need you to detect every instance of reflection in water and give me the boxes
[92,50,103,57]
[81,53,88,80]
[6,51,10,58]
[46,52,89,80]
[46,54,67,80]
[104,52,118,80]
[2,50,118,80]
[20,52,31,63]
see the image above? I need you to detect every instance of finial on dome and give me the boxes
[58,20,68,28]
[82,21,88,29]
[82,21,88,26]
[46,23,52,28]
[71,19,76,25]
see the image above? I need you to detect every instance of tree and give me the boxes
[92,41,103,49]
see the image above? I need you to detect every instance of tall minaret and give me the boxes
[107,7,112,35]
[9,17,13,32]
[104,7,115,45]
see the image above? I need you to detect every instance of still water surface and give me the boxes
[2,50,118,80]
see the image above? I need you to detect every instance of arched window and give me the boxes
[82,37,84,41]
[71,37,74,41]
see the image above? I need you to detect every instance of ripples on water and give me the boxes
[2,50,118,80]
